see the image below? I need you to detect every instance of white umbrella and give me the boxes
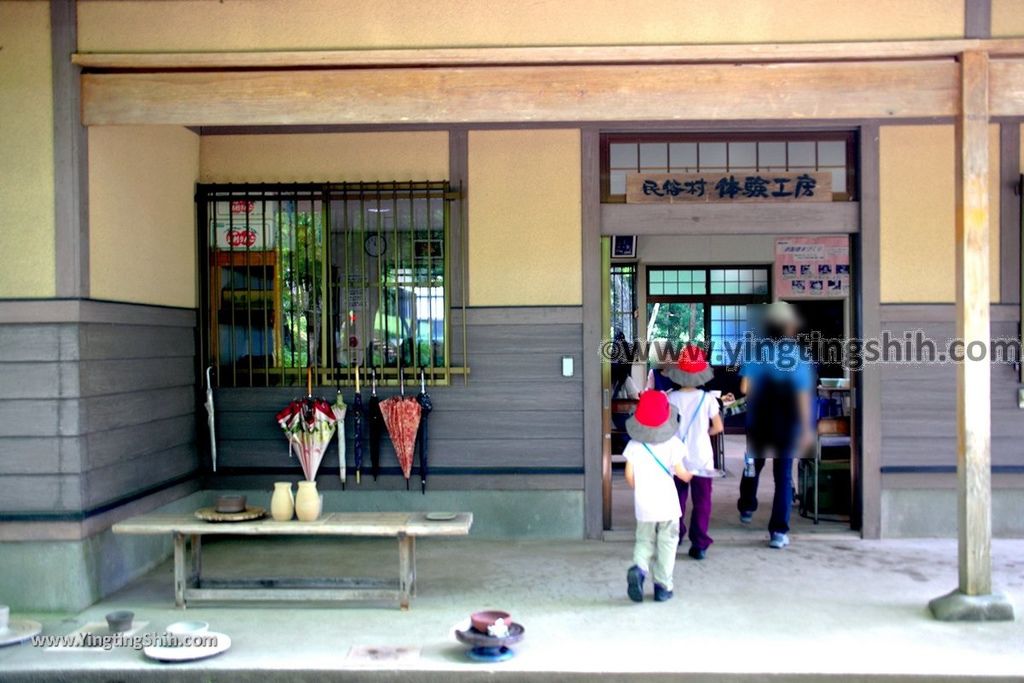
[204,366,217,472]
[332,390,348,488]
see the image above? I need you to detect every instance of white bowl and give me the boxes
[166,620,209,636]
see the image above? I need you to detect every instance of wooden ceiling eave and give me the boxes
[76,40,1024,126]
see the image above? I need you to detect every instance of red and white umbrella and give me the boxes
[275,373,338,482]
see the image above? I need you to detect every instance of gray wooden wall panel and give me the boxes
[210,307,585,487]
[879,309,1024,471]
[0,304,199,517]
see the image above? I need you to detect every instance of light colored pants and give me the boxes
[633,519,680,591]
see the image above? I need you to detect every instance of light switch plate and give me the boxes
[562,356,574,377]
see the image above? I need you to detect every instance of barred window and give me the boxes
[199,182,463,388]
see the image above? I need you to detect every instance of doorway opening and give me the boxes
[602,242,860,541]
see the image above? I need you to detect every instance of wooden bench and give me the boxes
[112,511,473,610]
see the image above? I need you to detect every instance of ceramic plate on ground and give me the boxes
[425,512,457,521]
[194,507,265,523]
[143,632,231,663]
[0,620,43,647]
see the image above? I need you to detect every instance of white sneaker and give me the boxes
[768,533,790,549]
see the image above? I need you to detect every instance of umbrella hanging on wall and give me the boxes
[367,369,384,481]
[351,366,365,484]
[332,371,348,490]
[380,362,422,491]
[274,369,338,482]
[204,366,217,472]
[416,369,433,494]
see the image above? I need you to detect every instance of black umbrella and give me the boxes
[352,365,365,485]
[367,369,384,481]
[416,370,433,494]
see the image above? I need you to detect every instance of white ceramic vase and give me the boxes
[270,481,295,521]
[295,480,321,522]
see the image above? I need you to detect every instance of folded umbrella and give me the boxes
[380,394,422,489]
[352,370,365,484]
[367,370,384,481]
[415,370,433,494]
[331,390,348,489]
[204,366,217,472]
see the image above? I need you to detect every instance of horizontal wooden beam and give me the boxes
[990,58,1024,117]
[601,201,860,235]
[72,38,1024,70]
[82,60,959,126]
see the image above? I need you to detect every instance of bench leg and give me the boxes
[398,534,415,610]
[191,534,202,587]
[173,532,186,609]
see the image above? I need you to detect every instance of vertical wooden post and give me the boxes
[955,50,992,598]
[930,49,1011,621]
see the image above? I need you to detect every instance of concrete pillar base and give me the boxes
[928,588,1015,621]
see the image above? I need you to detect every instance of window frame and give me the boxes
[197,181,464,389]
[645,264,773,366]
[600,131,858,204]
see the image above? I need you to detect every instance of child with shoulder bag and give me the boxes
[623,390,694,603]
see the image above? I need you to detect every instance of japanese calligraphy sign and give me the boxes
[625,172,831,203]
[775,236,850,298]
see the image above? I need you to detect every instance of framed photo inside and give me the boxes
[611,235,637,259]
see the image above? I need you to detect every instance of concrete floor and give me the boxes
[2,532,1023,681]
[609,435,855,540]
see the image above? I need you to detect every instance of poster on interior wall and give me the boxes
[774,236,850,298]
[214,200,277,250]
[625,171,831,203]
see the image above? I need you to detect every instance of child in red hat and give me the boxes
[623,390,694,602]
[663,344,724,561]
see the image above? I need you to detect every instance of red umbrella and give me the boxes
[379,371,421,488]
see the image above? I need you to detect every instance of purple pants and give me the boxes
[675,476,713,550]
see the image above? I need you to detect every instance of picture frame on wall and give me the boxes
[611,235,637,259]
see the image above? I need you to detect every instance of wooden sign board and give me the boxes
[625,171,832,203]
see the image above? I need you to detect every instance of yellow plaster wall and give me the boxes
[468,129,581,307]
[0,2,55,298]
[200,132,448,183]
[992,0,1024,37]
[78,0,963,52]
[880,125,1001,304]
[89,126,200,308]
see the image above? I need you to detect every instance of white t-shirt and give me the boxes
[667,389,718,476]
[623,436,685,522]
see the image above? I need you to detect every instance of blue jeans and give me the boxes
[737,456,793,535]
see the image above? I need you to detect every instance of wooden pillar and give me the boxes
[929,48,1011,621]
[954,49,992,597]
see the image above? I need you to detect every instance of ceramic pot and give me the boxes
[270,482,295,521]
[295,481,321,521]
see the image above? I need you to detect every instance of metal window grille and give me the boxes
[197,181,465,388]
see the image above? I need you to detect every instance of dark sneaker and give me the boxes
[688,546,707,560]
[627,565,645,603]
[739,511,753,524]
[653,584,674,602]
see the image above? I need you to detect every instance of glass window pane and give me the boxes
[650,270,664,283]
[758,142,786,168]
[710,269,724,282]
[699,142,727,168]
[788,141,816,167]
[818,140,846,166]
[639,143,668,169]
[692,281,706,295]
[831,168,847,193]
[610,143,638,168]
[650,282,664,295]
[728,142,757,169]
[669,142,697,169]
[609,170,627,195]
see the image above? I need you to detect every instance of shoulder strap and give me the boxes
[640,442,673,478]
[678,391,707,444]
